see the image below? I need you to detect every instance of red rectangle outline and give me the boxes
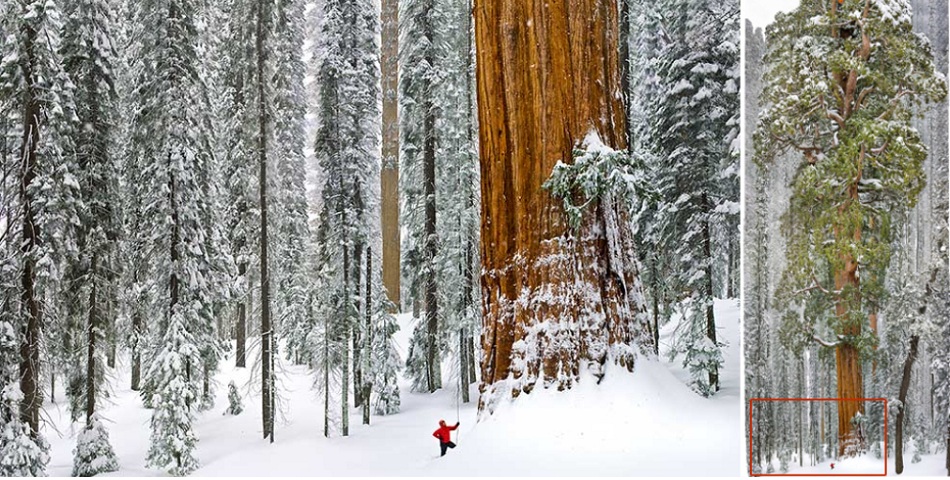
[748,398,888,477]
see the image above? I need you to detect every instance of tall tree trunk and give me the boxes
[18,18,42,438]
[323,312,330,438]
[474,0,648,412]
[651,254,660,356]
[131,290,143,390]
[342,242,350,437]
[423,4,440,392]
[362,249,372,425]
[380,0,400,311]
[86,255,98,425]
[107,339,116,369]
[895,335,919,475]
[257,0,274,443]
[354,242,364,408]
[236,259,247,368]
[702,197,718,392]
[618,0,631,151]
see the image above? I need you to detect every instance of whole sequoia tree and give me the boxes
[474,0,653,413]
[755,0,946,457]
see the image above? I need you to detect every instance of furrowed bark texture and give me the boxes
[381,0,400,310]
[474,0,648,413]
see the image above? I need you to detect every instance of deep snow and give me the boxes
[41,299,742,476]
[777,448,948,476]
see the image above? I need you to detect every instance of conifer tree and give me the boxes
[757,0,947,455]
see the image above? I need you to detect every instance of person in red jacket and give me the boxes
[433,419,459,457]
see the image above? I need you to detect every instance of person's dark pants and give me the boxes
[440,441,456,456]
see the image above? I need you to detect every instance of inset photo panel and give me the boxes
[744,0,950,476]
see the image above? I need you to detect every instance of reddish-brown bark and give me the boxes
[474,0,649,413]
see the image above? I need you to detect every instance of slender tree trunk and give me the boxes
[895,335,919,474]
[342,242,350,437]
[107,340,116,369]
[86,255,98,425]
[702,196,718,392]
[323,311,330,438]
[475,0,647,411]
[236,259,247,368]
[18,19,42,438]
[380,0,400,311]
[257,0,274,443]
[619,0,631,151]
[131,302,143,389]
[362,249,372,425]
[423,4,440,394]
[652,254,660,356]
[354,242,364,408]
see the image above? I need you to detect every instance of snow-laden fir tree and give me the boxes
[57,0,122,472]
[219,0,257,371]
[644,0,739,397]
[125,0,227,471]
[0,0,77,473]
[273,0,313,368]
[756,0,947,455]
[400,0,480,397]
[399,0,446,393]
[71,414,118,477]
[312,0,380,436]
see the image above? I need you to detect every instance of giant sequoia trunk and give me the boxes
[474,0,649,413]
[834,182,865,457]
[380,0,400,310]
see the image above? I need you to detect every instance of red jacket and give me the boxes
[433,422,458,443]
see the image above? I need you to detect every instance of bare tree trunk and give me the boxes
[18,18,42,438]
[257,0,274,443]
[354,242,363,408]
[342,243,350,437]
[86,255,98,425]
[702,196,718,392]
[474,0,648,411]
[236,260,247,368]
[895,335,919,474]
[131,295,143,389]
[380,0,400,311]
[651,254,660,356]
[619,0,631,150]
[362,249,372,425]
[323,312,330,438]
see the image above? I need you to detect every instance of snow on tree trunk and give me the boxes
[895,335,920,474]
[474,0,649,413]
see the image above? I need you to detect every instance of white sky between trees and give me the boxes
[743,0,800,28]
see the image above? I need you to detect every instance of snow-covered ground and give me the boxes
[42,299,742,476]
[778,448,948,476]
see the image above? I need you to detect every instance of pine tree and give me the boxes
[0,0,74,473]
[757,0,947,455]
[645,0,739,397]
[273,0,312,368]
[57,0,122,472]
[313,0,380,436]
[126,0,226,471]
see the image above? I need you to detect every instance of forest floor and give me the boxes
[41,299,742,476]
[777,447,948,476]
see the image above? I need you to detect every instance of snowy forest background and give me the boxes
[744,0,950,475]
[0,0,739,476]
